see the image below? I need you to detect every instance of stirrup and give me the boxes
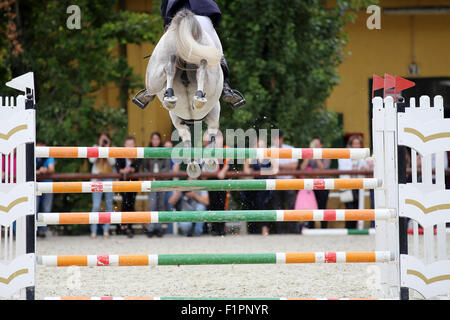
[226,89,246,110]
[132,89,154,110]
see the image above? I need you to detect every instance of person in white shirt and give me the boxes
[338,135,369,229]
[169,177,210,236]
[88,132,116,239]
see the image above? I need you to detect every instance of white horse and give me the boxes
[144,9,223,177]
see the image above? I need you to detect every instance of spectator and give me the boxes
[338,135,370,229]
[36,141,55,238]
[431,150,448,184]
[406,150,422,183]
[405,149,412,183]
[203,131,229,236]
[88,132,116,239]
[1,151,16,183]
[241,139,275,235]
[270,131,299,234]
[3,151,17,235]
[300,137,330,228]
[163,139,180,235]
[115,136,142,238]
[168,177,209,236]
[366,155,375,228]
[143,132,170,238]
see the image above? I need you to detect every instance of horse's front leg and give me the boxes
[193,59,207,109]
[163,54,177,110]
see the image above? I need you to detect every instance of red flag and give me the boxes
[384,74,396,98]
[372,75,384,98]
[395,76,415,92]
[384,74,395,89]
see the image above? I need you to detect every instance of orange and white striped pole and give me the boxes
[38,251,393,267]
[38,209,394,225]
[36,147,370,160]
[36,178,381,194]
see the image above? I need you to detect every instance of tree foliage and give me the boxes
[0,0,163,215]
[217,0,373,147]
[0,0,163,165]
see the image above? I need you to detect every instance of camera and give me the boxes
[102,138,108,146]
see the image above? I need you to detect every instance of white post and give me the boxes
[0,73,36,300]
[373,96,400,299]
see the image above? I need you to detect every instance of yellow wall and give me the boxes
[126,42,174,147]
[95,0,173,147]
[126,0,173,147]
[326,0,450,147]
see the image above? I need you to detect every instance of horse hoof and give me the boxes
[187,161,201,178]
[163,96,177,109]
[193,96,207,109]
[204,158,219,173]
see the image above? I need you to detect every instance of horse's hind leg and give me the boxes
[170,112,191,144]
[170,113,202,178]
[163,54,177,110]
[204,102,220,142]
[203,103,220,172]
[193,59,207,109]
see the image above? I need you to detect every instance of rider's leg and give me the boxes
[220,56,246,109]
[194,15,246,109]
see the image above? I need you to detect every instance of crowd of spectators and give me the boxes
[29,131,431,239]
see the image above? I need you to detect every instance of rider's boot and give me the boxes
[220,56,246,109]
[132,88,156,110]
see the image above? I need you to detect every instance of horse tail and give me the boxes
[171,9,222,67]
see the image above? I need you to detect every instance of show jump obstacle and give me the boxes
[1,73,449,300]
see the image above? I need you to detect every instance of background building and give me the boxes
[108,0,450,148]
[327,0,450,148]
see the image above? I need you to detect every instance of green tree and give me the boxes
[0,0,163,215]
[1,0,162,153]
[217,0,374,147]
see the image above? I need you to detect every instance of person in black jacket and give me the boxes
[132,0,245,110]
[203,131,229,236]
[142,132,171,237]
[115,136,142,238]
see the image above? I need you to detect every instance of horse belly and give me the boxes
[160,70,222,121]
[166,81,212,120]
